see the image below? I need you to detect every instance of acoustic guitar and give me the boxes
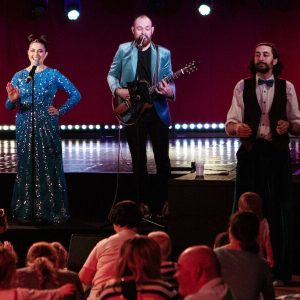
[112,60,199,125]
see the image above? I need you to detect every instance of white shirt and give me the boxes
[225,75,300,139]
[184,277,231,300]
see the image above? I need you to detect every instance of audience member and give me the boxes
[213,232,229,249]
[51,242,69,270]
[238,192,274,267]
[175,245,232,300]
[0,244,75,299]
[16,241,85,300]
[98,236,179,300]
[79,200,142,300]
[0,208,8,235]
[214,211,275,300]
[148,231,177,289]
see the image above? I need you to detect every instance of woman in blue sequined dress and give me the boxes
[5,35,81,224]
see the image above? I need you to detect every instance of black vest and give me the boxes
[242,77,289,149]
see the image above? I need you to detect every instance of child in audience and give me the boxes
[238,192,274,267]
[148,231,177,289]
[0,244,75,299]
[51,242,68,270]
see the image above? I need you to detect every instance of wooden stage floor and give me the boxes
[0,136,241,174]
[1,136,300,174]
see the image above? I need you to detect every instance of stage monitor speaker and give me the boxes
[67,233,105,273]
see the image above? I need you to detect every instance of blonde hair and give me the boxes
[148,231,172,260]
[51,242,68,269]
[26,242,58,288]
[116,236,161,282]
[238,192,263,220]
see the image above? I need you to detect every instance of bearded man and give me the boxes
[225,42,300,286]
[107,15,175,218]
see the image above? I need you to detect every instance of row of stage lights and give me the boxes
[30,0,81,21]
[0,123,225,132]
[32,0,212,20]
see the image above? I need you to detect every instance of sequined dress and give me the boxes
[5,68,81,223]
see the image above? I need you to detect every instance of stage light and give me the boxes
[64,0,81,20]
[197,1,213,16]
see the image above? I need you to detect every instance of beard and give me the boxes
[135,34,151,48]
[254,62,271,74]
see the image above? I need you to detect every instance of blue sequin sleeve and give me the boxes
[54,69,81,116]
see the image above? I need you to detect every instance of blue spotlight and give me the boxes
[64,0,81,20]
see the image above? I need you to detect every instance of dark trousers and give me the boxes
[125,108,171,214]
[233,139,293,280]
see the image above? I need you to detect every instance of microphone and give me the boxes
[137,34,146,49]
[26,60,39,84]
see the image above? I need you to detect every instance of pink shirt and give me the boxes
[79,229,137,300]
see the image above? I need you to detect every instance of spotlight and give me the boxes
[64,0,81,20]
[197,0,213,16]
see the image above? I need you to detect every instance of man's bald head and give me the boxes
[175,246,221,297]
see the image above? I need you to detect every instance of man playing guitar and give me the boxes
[107,14,175,218]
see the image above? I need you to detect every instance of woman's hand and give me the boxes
[6,82,19,103]
[48,106,59,116]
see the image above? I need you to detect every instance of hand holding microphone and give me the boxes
[137,34,146,49]
[26,60,39,83]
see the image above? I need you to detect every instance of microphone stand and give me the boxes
[135,38,165,229]
[30,75,36,223]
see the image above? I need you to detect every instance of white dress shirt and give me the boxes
[226,75,300,139]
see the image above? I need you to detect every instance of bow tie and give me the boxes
[258,78,274,87]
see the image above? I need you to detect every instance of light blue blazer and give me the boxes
[107,41,176,126]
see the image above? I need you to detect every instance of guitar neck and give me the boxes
[149,68,186,94]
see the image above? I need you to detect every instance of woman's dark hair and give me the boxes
[248,42,283,77]
[109,200,142,228]
[28,34,48,50]
[229,211,259,254]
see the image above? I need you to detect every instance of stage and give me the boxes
[2,135,300,296]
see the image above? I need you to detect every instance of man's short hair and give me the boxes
[109,200,142,228]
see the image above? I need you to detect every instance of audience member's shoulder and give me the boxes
[16,266,34,275]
